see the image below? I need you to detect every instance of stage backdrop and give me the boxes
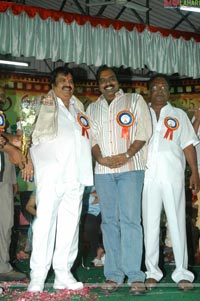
[1,71,200,129]
[1,71,199,191]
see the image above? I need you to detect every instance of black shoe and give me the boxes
[0,270,26,281]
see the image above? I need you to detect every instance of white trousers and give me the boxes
[30,179,84,282]
[142,179,194,283]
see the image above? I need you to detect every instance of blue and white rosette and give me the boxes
[77,113,90,138]
[0,111,5,133]
[164,116,179,140]
[116,110,134,140]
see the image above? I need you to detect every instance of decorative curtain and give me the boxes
[0,1,200,78]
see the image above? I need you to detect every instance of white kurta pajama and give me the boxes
[142,102,198,283]
[30,96,93,284]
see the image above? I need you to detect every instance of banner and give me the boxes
[1,71,200,130]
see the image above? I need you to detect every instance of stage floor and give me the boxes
[0,230,200,300]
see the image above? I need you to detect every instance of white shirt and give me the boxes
[145,102,199,183]
[31,96,93,186]
[86,89,152,174]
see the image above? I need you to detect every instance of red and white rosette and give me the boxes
[0,111,5,133]
[116,110,134,140]
[164,116,179,140]
[77,113,90,139]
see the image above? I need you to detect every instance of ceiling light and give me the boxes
[0,60,29,67]
[180,5,200,12]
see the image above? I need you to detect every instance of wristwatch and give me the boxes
[125,152,131,160]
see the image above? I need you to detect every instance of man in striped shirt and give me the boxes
[86,66,152,295]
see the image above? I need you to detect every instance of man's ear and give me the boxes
[147,89,150,98]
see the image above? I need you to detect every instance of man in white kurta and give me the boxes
[142,74,199,291]
[27,67,93,293]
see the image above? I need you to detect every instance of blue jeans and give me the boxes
[95,171,145,284]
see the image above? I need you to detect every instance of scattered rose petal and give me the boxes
[0,285,98,301]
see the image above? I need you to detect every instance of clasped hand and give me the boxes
[99,153,129,169]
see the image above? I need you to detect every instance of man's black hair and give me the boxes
[148,73,171,89]
[50,66,74,85]
[96,65,118,83]
[0,86,6,110]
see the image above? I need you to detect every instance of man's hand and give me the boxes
[3,133,22,149]
[10,134,22,149]
[190,171,200,195]
[98,153,128,169]
[4,143,25,169]
[21,158,34,182]
[1,132,22,149]
[0,135,6,148]
[91,191,98,204]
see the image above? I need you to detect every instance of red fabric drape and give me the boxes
[0,1,200,42]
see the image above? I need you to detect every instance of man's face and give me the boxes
[0,88,6,110]
[52,72,74,100]
[98,69,119,102]
[149,77,169,106]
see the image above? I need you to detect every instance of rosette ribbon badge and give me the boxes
[164,116,179,140]
[116,110,134,140]
[0,111,5,134]
[77,113,90,138]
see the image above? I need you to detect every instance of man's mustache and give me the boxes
[62,86,72,91]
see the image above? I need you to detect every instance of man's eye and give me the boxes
[151,86,168,91]
[99,77,117,84]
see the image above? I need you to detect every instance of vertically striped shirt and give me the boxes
[86,89,152,174]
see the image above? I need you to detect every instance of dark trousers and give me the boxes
[83,213,102,258]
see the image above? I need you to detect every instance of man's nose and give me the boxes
[63,79,72,85]
[104,78,112,85]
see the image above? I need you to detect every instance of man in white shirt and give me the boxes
[87,66,152,295]
[142,74,199,291]
[27,67,93,293]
